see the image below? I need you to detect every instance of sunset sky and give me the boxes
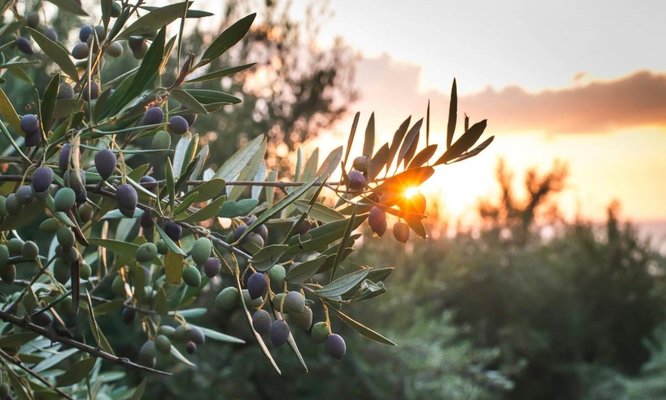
[287,0,666,238]
[161,0,666,245]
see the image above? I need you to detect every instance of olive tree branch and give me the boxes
[0,308,171,376]
[0,347,74,400]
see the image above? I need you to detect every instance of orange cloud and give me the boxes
[356,55,666,135]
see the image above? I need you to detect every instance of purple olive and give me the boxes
[168,116,189,135]
[269,319,290,347]
[94,149,117,180]
[368,206,387,237]
[247,272,267,299]
[31,166,54,193]
[347,170,366,191]
[324,333,346,360]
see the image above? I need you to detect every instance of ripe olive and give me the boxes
[94,149,117,181]
[347,170,366,191]
[393,221,410,243]
[252,309,271,334]
[32,166,54,193]
[16,185,33,204]
[106,41,123,57]
[269,320,290,347]
[15,36,33,54]
[185,340,197,354]
[246,272,267,299]
[121,307,135,324]
[20,114,39,135]
[186,326,205,345]
[164,221,182,241]
[368,206,387,237]
[168,116,189,135]
[203,257,221,278]
[139,176,157,190]
[79,25,93,42]
[71,42,89,59]
[142,107,164,125]
[116,184,137,217]
[352,156,370,173]
[324,333,346,360]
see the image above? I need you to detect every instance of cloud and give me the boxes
[355,54,666,135]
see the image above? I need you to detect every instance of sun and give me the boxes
[403,186,420,199]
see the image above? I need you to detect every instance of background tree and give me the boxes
[326,161,666,400]
[167,0,357,173]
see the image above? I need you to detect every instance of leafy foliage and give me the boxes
[0,1,492,398]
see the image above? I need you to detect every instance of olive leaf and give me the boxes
[434,119,488,165]
[252,244,289,271]
[27,28,78,81]
[447,78,457,148]
[119,1,195,39]
[186,63,255,83]
[363,112,375,157]
[197,13,256,68]
[316,268,369,298]
[327,304,396,346]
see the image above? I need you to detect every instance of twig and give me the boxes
[0,309,171,376]
[8,280,157,317]
[3,256,52,313]
[0,348,74,400]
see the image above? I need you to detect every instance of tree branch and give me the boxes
[0,309,171,376]
[0,348,74,400]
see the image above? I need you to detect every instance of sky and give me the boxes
[284,0,666,237]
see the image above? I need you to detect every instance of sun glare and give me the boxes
[404,186,420,199]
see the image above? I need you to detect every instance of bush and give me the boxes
[339,162,666,400]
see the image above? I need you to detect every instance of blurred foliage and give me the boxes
[344,160,666,400]
[168,0,357,173]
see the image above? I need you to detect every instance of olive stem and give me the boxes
[3,255,52,314]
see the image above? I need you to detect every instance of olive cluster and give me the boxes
[368,205,414,243]
[225,215,269,253]
[347,156,370,191]
[345,155,426,244]
[13,9,58,56]
[137,324,206,368]
[0,104,199,286]
[214,268,346,360]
